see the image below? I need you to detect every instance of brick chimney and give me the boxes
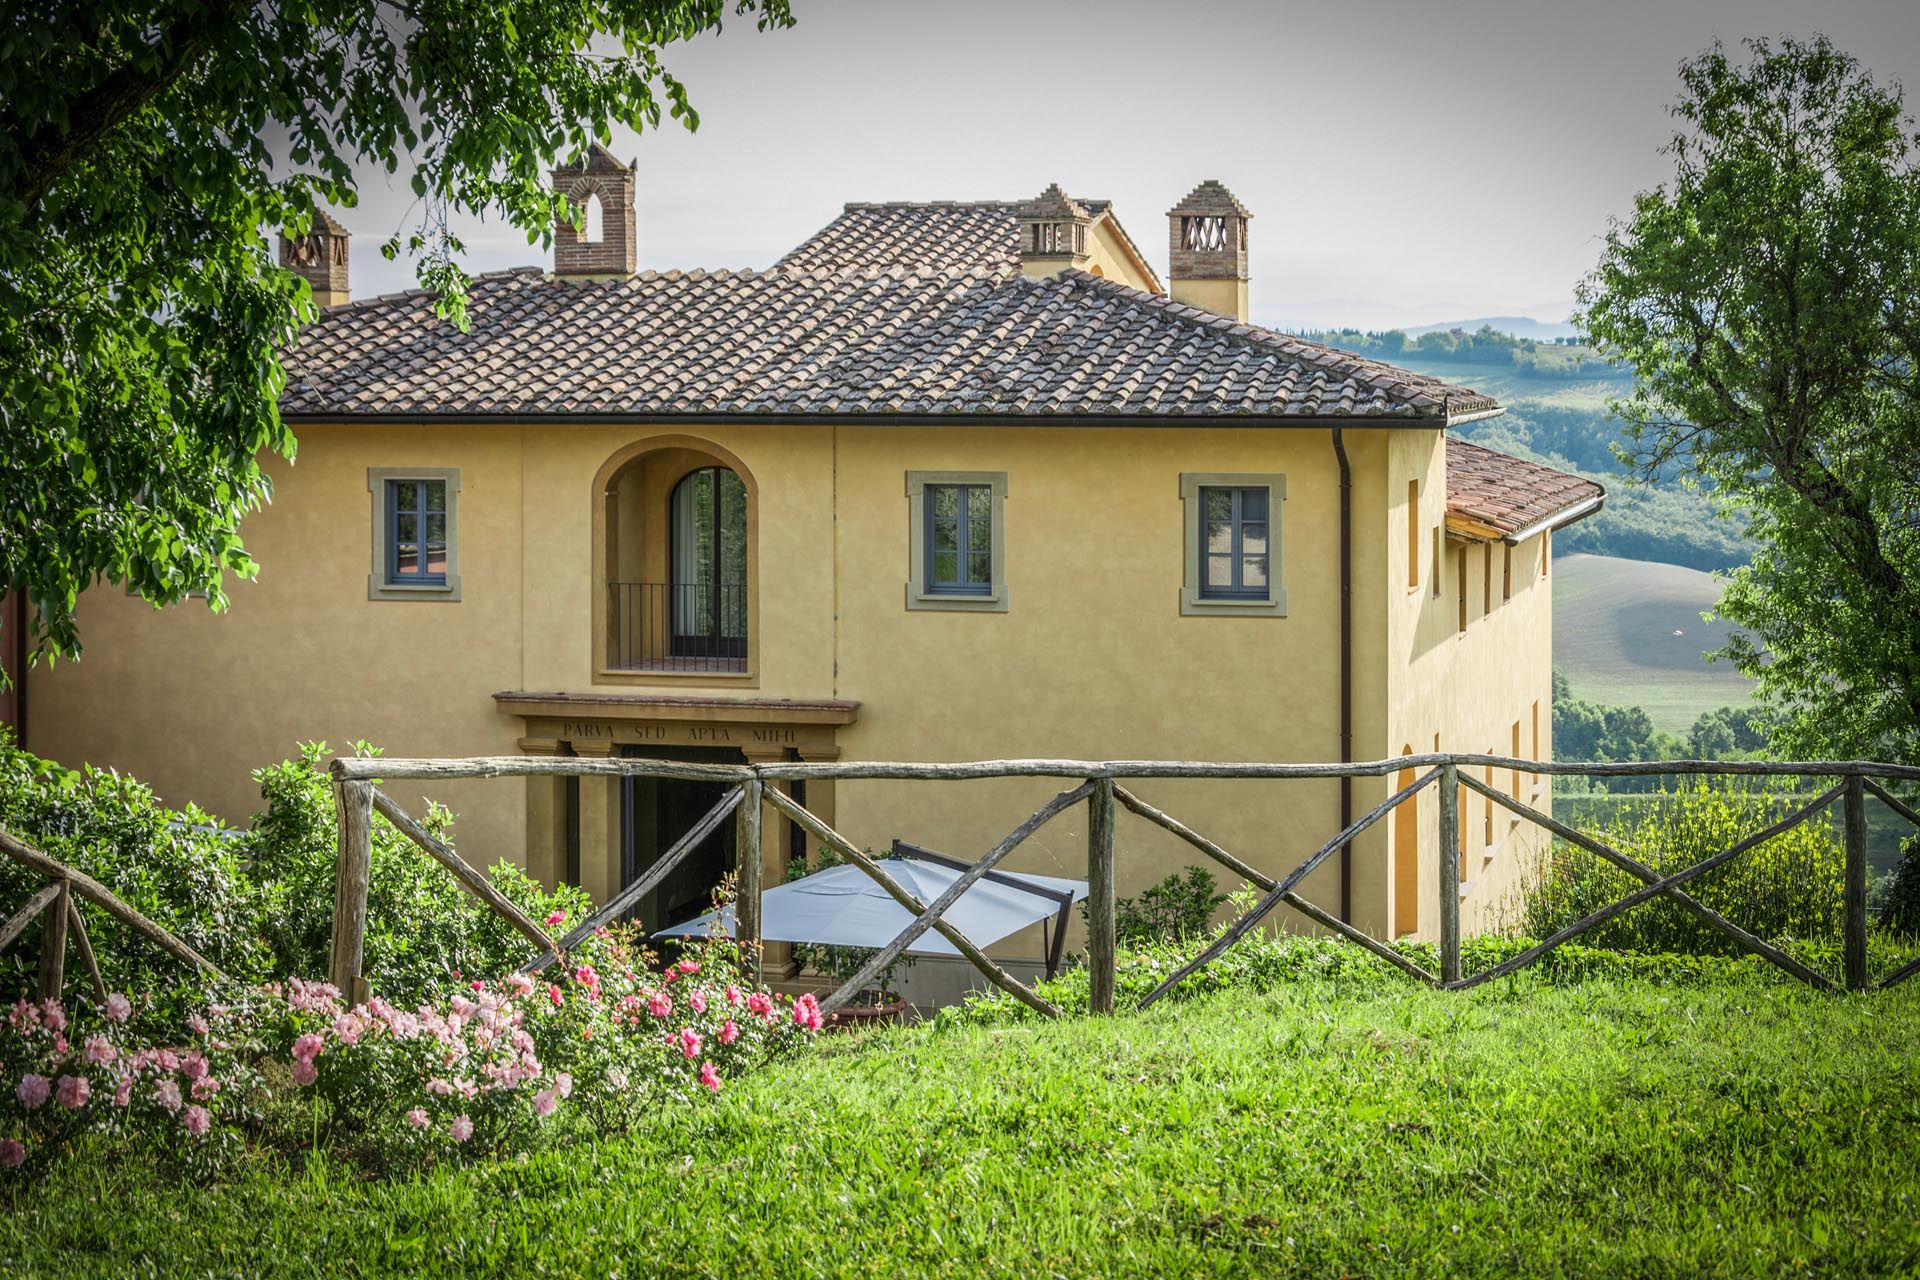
[1167,180,1251,322]
[552,144,637,280]
[279,210,351,308]
[1015,183,1092,279]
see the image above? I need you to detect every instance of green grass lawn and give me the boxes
[8,975,1919,1278]
[1554,552,1757,732]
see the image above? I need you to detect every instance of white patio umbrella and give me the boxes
[654,847,1088,975]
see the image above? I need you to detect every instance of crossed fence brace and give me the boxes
[0,830,225,1008]
[325,754,1920,1013]
[9,754,1909,1015]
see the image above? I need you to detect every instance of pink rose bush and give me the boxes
[0,991,268,1172]
[0,927,819,1174]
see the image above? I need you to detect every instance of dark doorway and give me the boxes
[616,744,743,933]
[668,466,748,662]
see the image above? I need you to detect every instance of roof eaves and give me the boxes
[1501,491,1607,544]
[277,408,1466,428]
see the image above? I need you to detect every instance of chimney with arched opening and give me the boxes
[279,210,351,308]
[1167,180,1251,322]
[552,144,637,280]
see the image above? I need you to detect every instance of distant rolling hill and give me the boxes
[1552,553,1756,734]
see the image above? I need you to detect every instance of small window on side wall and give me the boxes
[368,467,461,601]
[906,471,1007,611]
[926,483,994,596]
[1180,473,1286,617]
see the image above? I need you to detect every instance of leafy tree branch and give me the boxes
[0,0,792,662]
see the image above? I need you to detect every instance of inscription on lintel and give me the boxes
[553,720,802,748]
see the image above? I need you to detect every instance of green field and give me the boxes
[1554,552,1756,733]
[8,975,1918,1278]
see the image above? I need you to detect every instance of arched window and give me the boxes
[582,192,604,244]
[669,467,747,659]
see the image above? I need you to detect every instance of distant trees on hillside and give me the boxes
[1305,325,1599,379]
[1552,670,1771,787]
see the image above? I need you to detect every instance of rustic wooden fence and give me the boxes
[325,753,1920,1013]
[0,830,226,1007]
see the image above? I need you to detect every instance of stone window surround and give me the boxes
[1179,472,1287,617]
[367,466,462,602]
[905,470,1008,613]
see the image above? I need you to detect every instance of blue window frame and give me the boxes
[925,483,993,595]
[1198,485,1270,600]
[385,478,448,585]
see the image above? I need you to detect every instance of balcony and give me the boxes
[608,580,748,673]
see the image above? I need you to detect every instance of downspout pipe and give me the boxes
[1331,427,1353,923]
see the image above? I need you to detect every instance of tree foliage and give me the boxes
[0,0,791,661]
[1578,37,1920,762]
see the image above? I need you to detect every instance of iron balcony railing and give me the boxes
[608,580,748,672]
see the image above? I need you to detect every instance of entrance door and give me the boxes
[617,745,741,932]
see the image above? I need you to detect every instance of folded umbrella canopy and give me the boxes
[654,845,1088,976]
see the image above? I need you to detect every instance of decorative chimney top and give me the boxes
[1167,180,1250,320]
[1015,183,1092,278]
[552,144,637,280]
[279,210,351,309]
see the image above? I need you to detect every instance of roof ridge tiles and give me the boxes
[337,266,543,311]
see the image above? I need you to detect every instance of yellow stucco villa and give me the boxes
[30,149,1602,965]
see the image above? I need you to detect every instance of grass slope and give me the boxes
[1554,553,1756,733]
[8,977,1919,1278]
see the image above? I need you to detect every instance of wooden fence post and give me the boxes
[1438,763,1461,985]
[37,878,69,1003]
[329,780,375,1003]
[736,778,764,986]
[1844,774,1868,993]
[1086,777,1116,1016]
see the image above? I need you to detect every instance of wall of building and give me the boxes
[30,425,534,839]
[1378,430,1555,940]
[826,423,1380,923]
[32,414,1546,950]
[1083,217,1159,292]
[1167,277,1248,321]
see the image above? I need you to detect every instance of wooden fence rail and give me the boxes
[0,828,225,1008]
[327,754,1920,1011]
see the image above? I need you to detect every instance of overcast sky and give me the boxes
[333,0,1920,332]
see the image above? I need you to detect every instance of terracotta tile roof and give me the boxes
[778,202,1026,276]
[780,197,1159,290]
[280,266,1501,421]
[1445,437,1605,539]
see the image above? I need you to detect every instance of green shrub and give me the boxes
[244,743,590,1003]
[0,738,590,1010]
[1884,834,1920,938]
[0,744,276,1002]
[1109,867,1226,945]
[1523,777,1845,952]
